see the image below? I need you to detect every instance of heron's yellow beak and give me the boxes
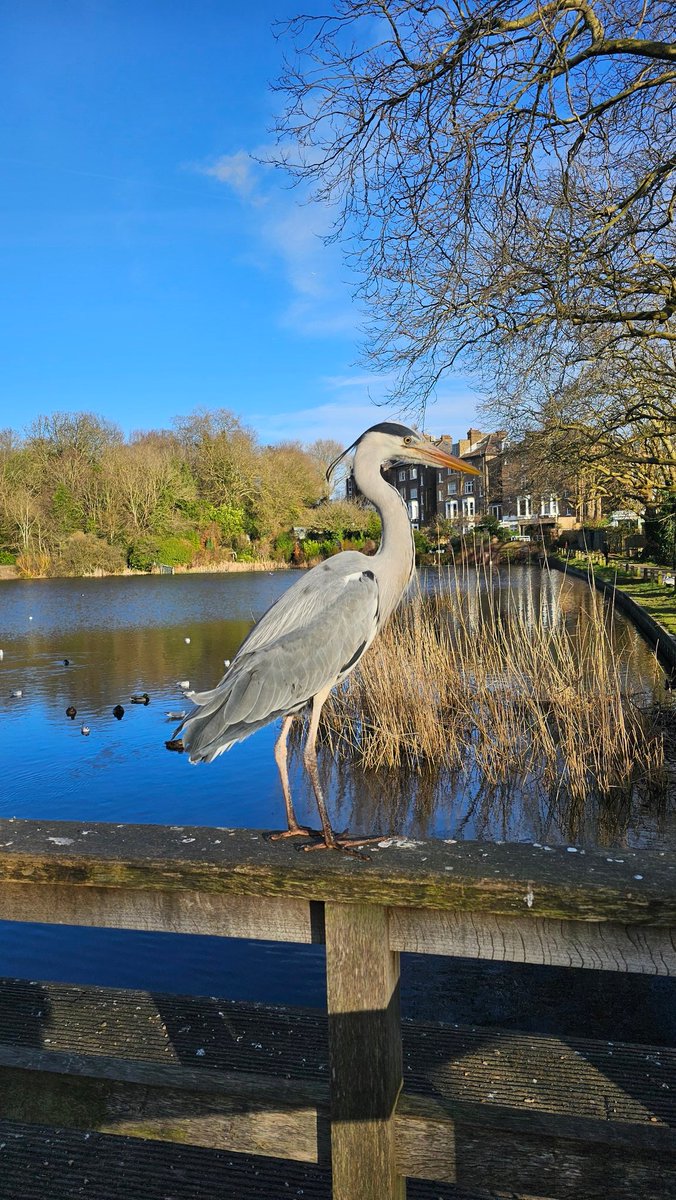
[417,443,482,475]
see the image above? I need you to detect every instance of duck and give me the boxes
[66,705,77,719]
[177,680,190,690]
[165,738,185,753]
[81,723,90,736]
[166,710,187,721]
[63,659,70,666]
[130,693,150,705]
[112,704,125,720]
[184,636,191,644]
[11,688,22,698]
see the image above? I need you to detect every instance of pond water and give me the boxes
[0,566,673,1010]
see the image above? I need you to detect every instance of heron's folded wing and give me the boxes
[234,553,374,657]
[178,568,379,760]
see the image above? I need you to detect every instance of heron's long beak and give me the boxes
[418,444,482,475]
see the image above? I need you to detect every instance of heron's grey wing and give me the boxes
[176,567,379,763]
[233,552,373,657]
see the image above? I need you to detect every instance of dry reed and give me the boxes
[319,561,665,809]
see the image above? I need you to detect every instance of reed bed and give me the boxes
[319,562,665,809]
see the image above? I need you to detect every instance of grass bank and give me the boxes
[562,557,676,639]
[0,559,301,583]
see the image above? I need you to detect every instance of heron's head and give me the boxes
[327,421,482,480]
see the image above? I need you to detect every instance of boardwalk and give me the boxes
[0,821,673,1198]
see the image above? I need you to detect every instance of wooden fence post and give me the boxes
[325,902,405,1200]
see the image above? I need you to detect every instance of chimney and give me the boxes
[467,427,483,446]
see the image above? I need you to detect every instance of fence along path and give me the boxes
[0,819,673,1199]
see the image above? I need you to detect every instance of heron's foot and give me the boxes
[301,832,383,862]
[269,825,321,841]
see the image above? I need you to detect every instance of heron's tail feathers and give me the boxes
[172,660,286,764]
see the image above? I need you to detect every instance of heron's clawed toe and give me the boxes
[301,836,373,862]
[269,825,320,841]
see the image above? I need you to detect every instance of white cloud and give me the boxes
[251,375,483,446]
[199,152,265,203]
[196,147,357,338]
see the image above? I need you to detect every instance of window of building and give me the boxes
[462,497,475,517]
[438,488,445,501]
[438,470,444,482]
[445,499,458,519]
[464,480,474,494]
[489,504,502,519]
[410,467,417,479]
[410,487,417,500]
[409,500,419,521]
[398,470,406,481]
[447,481,457,494]
[517,495,532,518]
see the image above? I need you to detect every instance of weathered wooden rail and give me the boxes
[0,819,674,1199]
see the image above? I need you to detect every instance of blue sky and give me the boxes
[0,0,481,446]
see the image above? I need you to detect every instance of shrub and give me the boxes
[303,538,321,560]
[126,535,196,570]
[272,532,295,562]
[155,535,197,567]
[127,538,160,571]
[0,550,16,565]
[365,510,382,542]
[16,551,52,578]
[51,534,126,577]
[412,530,430,561]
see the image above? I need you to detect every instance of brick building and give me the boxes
[348,426,580,536]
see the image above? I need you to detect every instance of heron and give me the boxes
[169,422,480,852]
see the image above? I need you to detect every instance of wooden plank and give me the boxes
[0,1122,335,1200]
[0,978,330,1081]
[0,979,674,1195]
[0,819,673,924]
[401,1018,676,1129]
[395,1095,676,1199]
[0,1122,515,1200]
[325,903,405,1200]
[1,979,673,1133]
[389,908,676,975]
[0,880,319,943]
[0,1056,327,1165]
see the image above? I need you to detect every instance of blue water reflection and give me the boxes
[0,566,671,1003]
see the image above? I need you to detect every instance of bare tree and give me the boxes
[272,1,676,409]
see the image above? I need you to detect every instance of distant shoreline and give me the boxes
[0,560,304,583]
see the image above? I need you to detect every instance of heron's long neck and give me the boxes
[353,447,415,621]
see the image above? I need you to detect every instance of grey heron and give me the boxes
[169,422,480,852]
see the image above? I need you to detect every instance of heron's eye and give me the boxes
[403,436,414,446]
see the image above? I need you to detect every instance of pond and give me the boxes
[0,566,673,1016]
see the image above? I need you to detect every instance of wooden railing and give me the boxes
[0,819,674,1198]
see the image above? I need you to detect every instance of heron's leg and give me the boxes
[270,715,314,839]
[302,686,340,850]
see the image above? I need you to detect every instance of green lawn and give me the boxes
[565,557,676,636]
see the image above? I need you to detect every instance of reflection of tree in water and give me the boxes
[294,566,672,849]
[289,718,669,848]
[0,619,252,718]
